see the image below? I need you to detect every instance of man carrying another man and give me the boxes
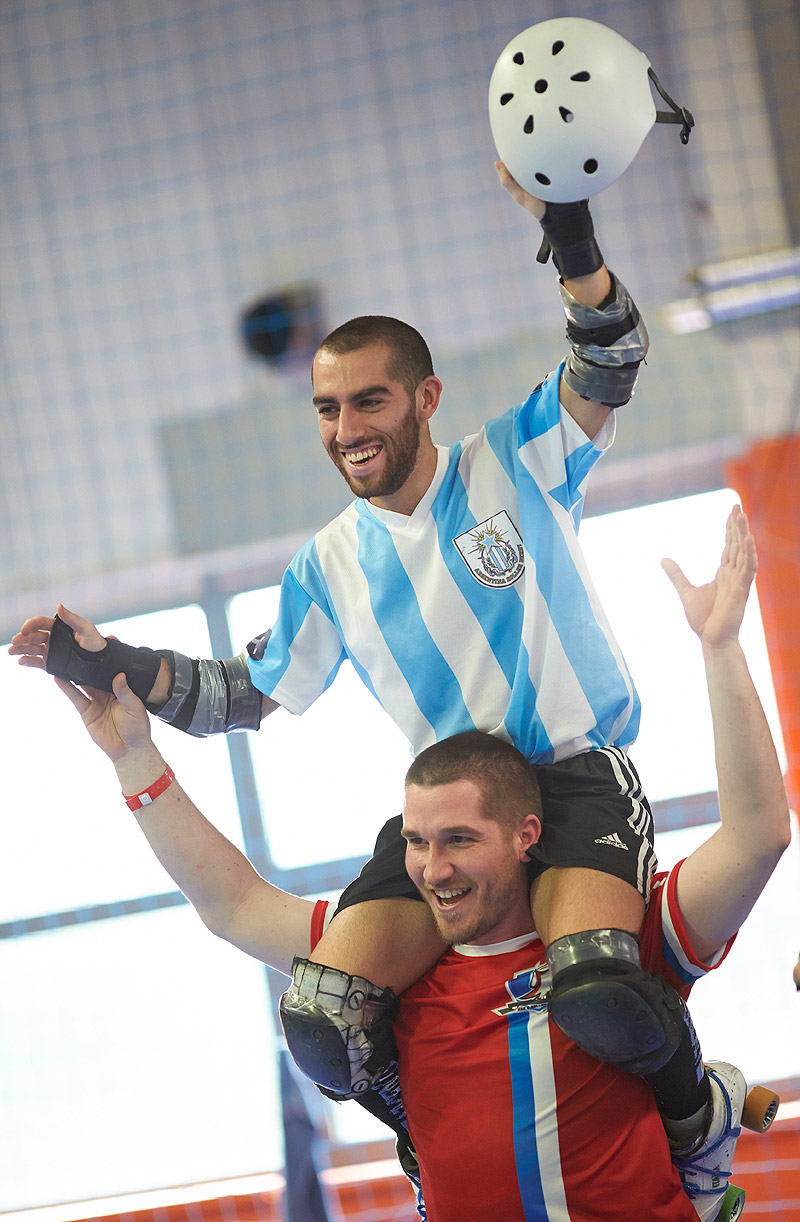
[12,160,724,1175]
[44,505,790,1219]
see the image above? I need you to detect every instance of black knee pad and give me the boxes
[547,929,685,1075]
[279,957,399,1097]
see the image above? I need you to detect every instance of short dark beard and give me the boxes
[430,857,525,946]
[332,396,420,499]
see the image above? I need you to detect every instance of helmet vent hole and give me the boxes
[535,172,551,186]
[523,115,534,135]
[534,79,548,94]
[513,51,524,65]
[500,92,514,106]
[584,158,598,174]
[570,71,590,82]
[551,41,564,55]
[559,107,573,124]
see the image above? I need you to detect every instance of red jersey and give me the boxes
[392,864,733,1222]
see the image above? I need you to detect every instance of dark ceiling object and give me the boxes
[240,284,324,368]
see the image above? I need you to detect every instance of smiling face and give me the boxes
[312,341,441,515]
[402,778,540,946]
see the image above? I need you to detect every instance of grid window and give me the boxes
[227,587,413,872]
[0,906,282,1212]
[1,606,242,923]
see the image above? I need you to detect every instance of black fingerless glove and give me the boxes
[537,200,604,280]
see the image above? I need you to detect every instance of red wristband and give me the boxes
[123,765,175,811]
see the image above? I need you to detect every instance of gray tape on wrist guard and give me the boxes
[192,658,232,736]
[154,648,261,737]
[220,650,263,731]
[280,957,400,1098]
[152,651,194,726]
[218,654,262,728]
[560,273,649,407]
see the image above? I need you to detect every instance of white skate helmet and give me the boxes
[489,17,692,203]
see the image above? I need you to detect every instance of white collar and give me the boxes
[453,929,540,957]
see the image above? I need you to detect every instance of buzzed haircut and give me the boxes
[315,315,434,397]
[405,731,543,833]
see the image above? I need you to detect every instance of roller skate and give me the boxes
[714,1184,745,1220]
[673,1062,779,1221]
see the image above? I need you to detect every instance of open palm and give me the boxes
[661,506,756,648]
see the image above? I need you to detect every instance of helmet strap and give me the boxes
[648,67,695,145]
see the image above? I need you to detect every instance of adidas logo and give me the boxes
[594,832,629,850]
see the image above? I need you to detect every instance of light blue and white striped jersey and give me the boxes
[248,362,640,764]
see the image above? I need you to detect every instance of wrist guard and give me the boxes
[46,614,163,703]
[537,200,603,280]
[561,272,649,407]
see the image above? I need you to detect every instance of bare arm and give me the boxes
[663,506,791,960]
[55,672,312,974]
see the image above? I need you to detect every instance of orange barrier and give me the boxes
[731,1116,800,1215]
[322,1161,418,1219]
[727,436,800,814]
[5,1163,418,1222]
[9,1119,798,1221]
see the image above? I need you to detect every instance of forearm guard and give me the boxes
[153,647,263,737]
[560,272,649,407]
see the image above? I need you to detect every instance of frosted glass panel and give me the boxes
[580,489,786,802]
[228,588,412,870]
[655,821,800,1084]
[2,606,241,921]
[0,906,281,1211]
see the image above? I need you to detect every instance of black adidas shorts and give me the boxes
[333,746,656,919]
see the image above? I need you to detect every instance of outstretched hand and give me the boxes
[9,603,107,670]
[661,505,757,649]
[55,672,153,763]
[495,161,546,221]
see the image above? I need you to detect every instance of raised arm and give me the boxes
[9,603,279,735]
[663,506,791,960]
[54,670,313,974]
[496,161,648,440]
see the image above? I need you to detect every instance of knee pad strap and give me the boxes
[279,957,399,1098]
[547,929,685,1075]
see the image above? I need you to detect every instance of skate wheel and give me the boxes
[715,1184,745,1221]
[742,1084,780,1133]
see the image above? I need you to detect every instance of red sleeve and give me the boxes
[663,863,736,973]
[641,863,736,996]
[310,899,330,954]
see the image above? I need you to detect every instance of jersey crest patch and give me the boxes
[453,511,525,589]
[493,962,551,1016]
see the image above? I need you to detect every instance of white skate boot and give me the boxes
[671,1061,746,1222]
